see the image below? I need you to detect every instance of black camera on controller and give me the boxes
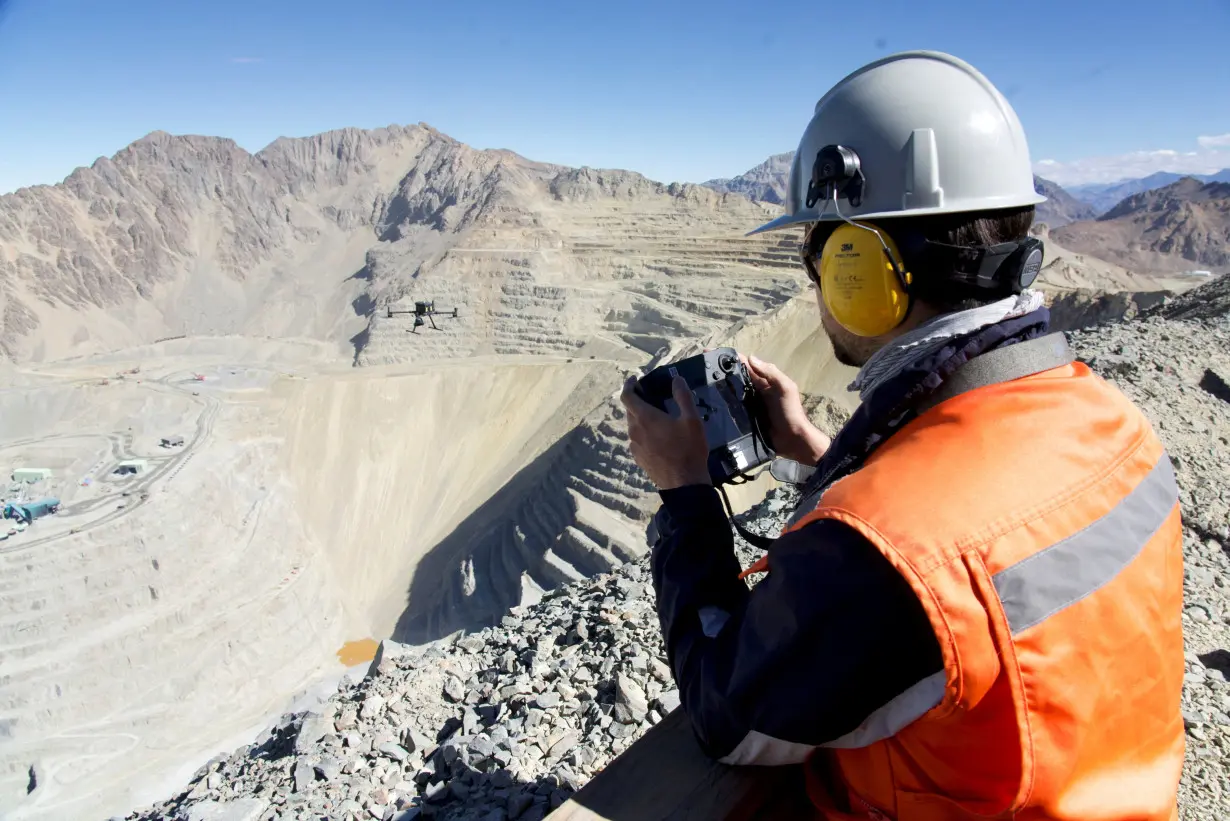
[634,347,775,486]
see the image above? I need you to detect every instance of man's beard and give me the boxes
[829,336,864,367]
[820,306,871,367]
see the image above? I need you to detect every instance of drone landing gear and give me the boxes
[410,314,439,334]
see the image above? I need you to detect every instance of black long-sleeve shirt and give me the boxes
[650,485,942,761]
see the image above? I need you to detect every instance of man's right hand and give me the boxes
[743,355,832,466]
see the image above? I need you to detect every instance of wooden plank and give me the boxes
[545,709,801,821]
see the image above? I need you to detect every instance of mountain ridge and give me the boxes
[5,132,1217,367]
[1053,177,1230,273]
[0,125,780,363]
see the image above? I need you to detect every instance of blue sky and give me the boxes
[1,0,1229,195]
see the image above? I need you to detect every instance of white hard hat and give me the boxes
[751,51,1045,234]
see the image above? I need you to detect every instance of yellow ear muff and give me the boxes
[819,222,912,337]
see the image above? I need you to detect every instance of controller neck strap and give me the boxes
[715,482,777,550]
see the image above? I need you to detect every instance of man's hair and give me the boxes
[897,205,1036,312]
[804,205,1036,312]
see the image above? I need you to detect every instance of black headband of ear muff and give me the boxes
[908,236,1044,295]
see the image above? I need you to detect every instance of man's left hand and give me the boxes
[620,375,712,490]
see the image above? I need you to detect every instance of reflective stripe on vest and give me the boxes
[995,453,1178,634]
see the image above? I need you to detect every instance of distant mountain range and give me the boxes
[702,153,1096,228]
[1053,177,1230,274]
[7,132,1220,365]
[1069,169,1230,215]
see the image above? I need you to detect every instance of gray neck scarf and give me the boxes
[848,290,1045,402]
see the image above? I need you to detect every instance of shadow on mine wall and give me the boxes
[348,263,374,364]
[392,419,646,645]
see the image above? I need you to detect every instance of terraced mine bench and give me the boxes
[545,709,812,820]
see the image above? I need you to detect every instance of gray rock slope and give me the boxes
[122,280,1229,821]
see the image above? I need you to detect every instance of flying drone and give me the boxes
[387,300,461,332]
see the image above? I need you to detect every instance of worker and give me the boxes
[620,51,1184,820]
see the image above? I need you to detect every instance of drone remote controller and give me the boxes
[634,347,775,485]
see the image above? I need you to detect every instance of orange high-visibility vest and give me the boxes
[788,359,1185,820]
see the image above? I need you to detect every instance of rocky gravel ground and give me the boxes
[1069,303,1230,820]
[125,285,1229,821]
[123,557,688,821]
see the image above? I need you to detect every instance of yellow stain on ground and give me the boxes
[336,638,379,667]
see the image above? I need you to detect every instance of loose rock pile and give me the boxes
[127,290,1229,821]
